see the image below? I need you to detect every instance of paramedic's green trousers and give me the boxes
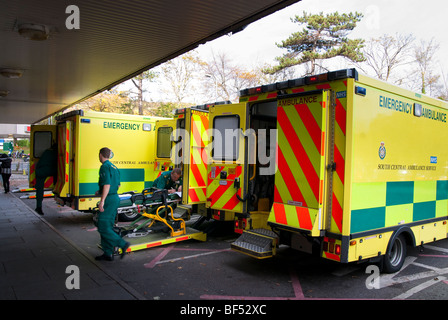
[35,168,55,209]
[97,194,127,256]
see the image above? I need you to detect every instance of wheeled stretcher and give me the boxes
[99,188,207,254]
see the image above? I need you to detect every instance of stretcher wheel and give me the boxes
[118,210,139,222]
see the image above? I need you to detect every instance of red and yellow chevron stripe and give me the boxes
[186,111,208,203]
[268,91,327,234]
[54,123,71,196]
[29,163,53,188]
[329,82,348,234]
[274,92,327,210]
[206,165,243,212]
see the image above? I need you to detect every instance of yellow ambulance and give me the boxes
[30,110,166,220]
[206,68,448,272]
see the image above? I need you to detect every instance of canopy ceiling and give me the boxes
[0,0,300,124]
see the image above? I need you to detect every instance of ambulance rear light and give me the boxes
[323,237,341,255]
[335,244,341,255]
[174,108,185,115]
[305,73,328,85]
[243,86,262,96]
[234,218,246,234]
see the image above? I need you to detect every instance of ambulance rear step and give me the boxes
[231,228,278,259]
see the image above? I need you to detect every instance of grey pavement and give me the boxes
[0,190,145,300]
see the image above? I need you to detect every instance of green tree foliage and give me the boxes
[265,11,365,75]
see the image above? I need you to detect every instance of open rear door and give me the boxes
[154,119,176,181]
[206,103,249,214]
[181,108,209,205]
[29,125,57,189]
[54,121,73,198]
[268,90,332,236]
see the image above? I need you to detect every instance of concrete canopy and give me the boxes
[0,0,300,124]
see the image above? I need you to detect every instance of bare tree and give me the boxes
[130,70,157,114]
[160,52,203,105]
[200,51,258,102]
[356,33,414,84]
[412,38,440,95]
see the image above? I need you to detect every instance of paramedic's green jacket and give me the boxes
[153,170,182,190]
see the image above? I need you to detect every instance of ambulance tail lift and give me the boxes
[207,68,448,273]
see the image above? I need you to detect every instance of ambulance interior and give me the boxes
[247,100,277,213]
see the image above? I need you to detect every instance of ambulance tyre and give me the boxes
[383,234,407,273]
[118,211,138,222]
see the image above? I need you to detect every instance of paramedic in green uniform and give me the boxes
[153,167,182,193]
[95,147,129,261]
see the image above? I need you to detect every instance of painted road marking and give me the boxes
[393,276,447,299]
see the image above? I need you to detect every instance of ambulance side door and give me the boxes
[206,103,249,214]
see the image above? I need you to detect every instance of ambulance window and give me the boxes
[213,115,239,161]
[33,131,52,158]
[157,127,173,158]
[251,101,277,118]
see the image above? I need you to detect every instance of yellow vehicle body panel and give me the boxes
[229,68,448,263]
[32,110,168,211]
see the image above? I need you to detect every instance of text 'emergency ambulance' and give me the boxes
[103,122,141,130]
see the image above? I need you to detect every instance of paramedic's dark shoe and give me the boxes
[120,242,130,259]
[95,254,114,261]
[35,208,44,215]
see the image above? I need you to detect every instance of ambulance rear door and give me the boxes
[268,89,332,236]
[181,107,209,205]
[29,125,57,188]
[154,119,176,181]
[53,121,73,198]
[206,103,250,214]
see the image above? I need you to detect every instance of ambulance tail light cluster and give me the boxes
[239,68,358,97]
[322,237,341,255]
[234,217,247,234]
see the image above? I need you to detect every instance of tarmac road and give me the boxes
[8,171,448,303]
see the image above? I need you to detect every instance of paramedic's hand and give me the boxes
[168,188,175,194]
[178,186,182,192]
[99,200,105,212]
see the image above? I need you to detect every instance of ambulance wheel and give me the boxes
[383,234,407,273]
[118,211,138,222]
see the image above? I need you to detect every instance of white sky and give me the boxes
[121,0,448,102]
[196,0,448,72]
